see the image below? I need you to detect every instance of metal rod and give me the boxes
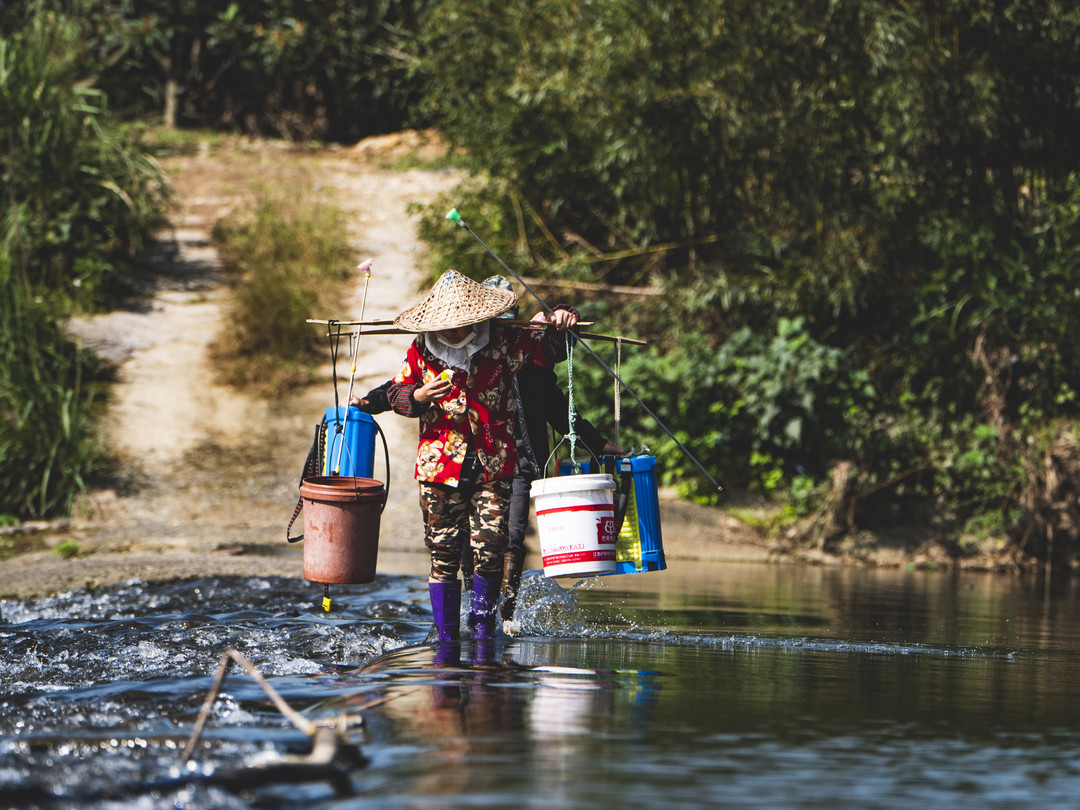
[446,208,722,492]
[332,261,373,475]
[356,260,372,320]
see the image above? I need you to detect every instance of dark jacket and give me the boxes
[355,380,392,414]
[515,365,609,477]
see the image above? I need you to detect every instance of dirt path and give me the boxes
[0,132,772,600]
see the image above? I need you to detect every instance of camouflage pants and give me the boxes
[420,477,512,583]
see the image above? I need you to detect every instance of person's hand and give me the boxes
[414,375,452,404]
[534,309,578,331]
[602,440,625,456]
[348,395,370,411]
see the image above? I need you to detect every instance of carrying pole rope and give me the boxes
[324,321,345,478]
[565,332,582,473]
[614,337,622,449]
[328,320,342,417]
[332,329,361,475]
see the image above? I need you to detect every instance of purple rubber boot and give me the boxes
[429,580,461,643]
[469,573,500,639]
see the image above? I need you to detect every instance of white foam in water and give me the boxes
[0,574,438,805]
[212,696,256,726]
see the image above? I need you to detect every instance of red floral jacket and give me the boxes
[388,317,574,486]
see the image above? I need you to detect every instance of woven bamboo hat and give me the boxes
[394,269,516,332]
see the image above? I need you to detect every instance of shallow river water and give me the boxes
[3,557,1080,809]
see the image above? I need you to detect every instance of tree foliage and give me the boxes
[418,0,1080,561]
[7,0,1080,562]
[4,0,436,140]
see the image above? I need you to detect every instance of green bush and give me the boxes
[1,9,168,312]
[53,539,81,559]
[0,284,109,519]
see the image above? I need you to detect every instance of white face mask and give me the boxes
[425,321,490,371]
[437,326,476,349]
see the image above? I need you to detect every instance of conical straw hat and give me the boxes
[394,269,516,332]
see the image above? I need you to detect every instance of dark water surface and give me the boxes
[3,560,1080,808]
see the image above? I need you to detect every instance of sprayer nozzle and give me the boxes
[446,208,463,225]
[357,259,373,275]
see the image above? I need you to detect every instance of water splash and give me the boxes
[0,574,430,807]
[512,570,589,636]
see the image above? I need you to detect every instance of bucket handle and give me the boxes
[286,418,391,543]
[542,436,632,536]
[287,422,325,543]
[542,434,602,479]
[373,418,390,513]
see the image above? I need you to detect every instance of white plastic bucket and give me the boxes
[530,473,618,578]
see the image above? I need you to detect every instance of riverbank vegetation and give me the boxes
[5,0,1080,570]
[414,1,1080,569]
[1,10,167,521]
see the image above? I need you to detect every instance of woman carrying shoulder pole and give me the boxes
[386,269,579,644]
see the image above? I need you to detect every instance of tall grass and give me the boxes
[0,281,108,519]
[1,9,168,312]
[1,8,164,521]
[210,185,356,395]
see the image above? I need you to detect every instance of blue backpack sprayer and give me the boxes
[444,208,723,580]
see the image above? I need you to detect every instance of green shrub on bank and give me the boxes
[1,9,165,520]
[53,539,81,559]
[0,283,109,519]
[209,186,356,394]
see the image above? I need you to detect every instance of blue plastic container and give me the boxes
[322,406,377,478]
[610,455,666,575]
[556,459,595,476]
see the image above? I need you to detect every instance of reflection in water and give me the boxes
[344,638,661,808]
[4,562,1080,807]
[571,559,1080,653]
[413,640,521,800]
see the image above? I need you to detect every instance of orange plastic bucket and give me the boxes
[300,476,386,584]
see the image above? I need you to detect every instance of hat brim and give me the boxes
[394,269,517,332]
